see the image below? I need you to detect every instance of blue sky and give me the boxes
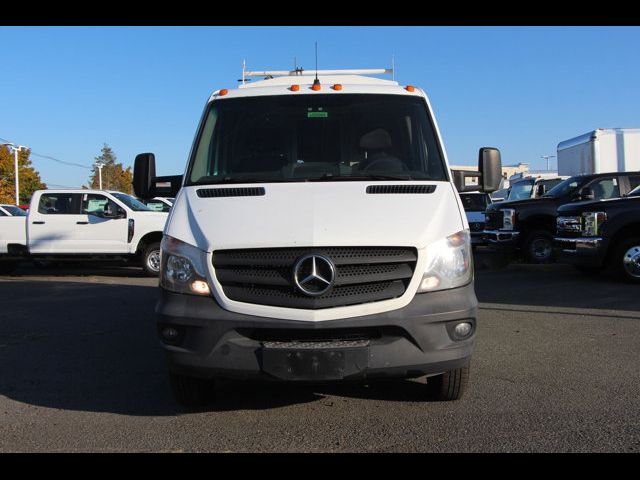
[1,26,640,188]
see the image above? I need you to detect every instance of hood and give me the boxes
[558,195,640,214]
[486,196,556,211]
[168,181,465,252]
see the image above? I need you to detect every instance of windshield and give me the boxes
[460,193,490,211]
[187,94,447,185]
[542,176,581,198]
[2,205,27,216]
[111,192,152,211]
[507,179,534,200]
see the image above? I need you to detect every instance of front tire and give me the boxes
[613,237,640,283]
[524,229,554,264]
[426,363,470,401]
[141,242,161,277]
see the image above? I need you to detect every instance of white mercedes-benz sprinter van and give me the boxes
[133,67,502,405]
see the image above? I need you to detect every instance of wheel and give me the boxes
[524,229,554,264]
[426,363,470,401]
[0,261,18,274]
[612,237,640,283]
[141,242,161,277]
[168,371,215,407]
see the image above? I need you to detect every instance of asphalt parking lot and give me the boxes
[1,257,639,452]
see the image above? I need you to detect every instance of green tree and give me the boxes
[89,143,133,194]
[0,145,47,205]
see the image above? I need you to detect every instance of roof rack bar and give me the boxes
[243,68,393,78]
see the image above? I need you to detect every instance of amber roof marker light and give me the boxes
[332,84,343,91]
[405,85,416,92]
[218,89,229,96]
[290,85,300,91]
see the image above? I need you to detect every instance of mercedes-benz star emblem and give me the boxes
[293,254,336,297]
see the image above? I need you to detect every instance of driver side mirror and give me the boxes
[104,203,126,219]
[577,187,595,201]
[133,153,182,199]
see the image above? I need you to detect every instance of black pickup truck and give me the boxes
[484,172,640,263]
[554,186,640,282]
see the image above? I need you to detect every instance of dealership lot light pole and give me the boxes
[1,143,27,205]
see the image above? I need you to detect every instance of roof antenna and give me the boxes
[313,41,320,88]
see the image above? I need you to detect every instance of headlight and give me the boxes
[557,216,582,233]
[160,235,211,296]
[502,209,516,230]
[417,230,473,293]
[583,211,606,236]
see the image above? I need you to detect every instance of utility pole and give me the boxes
[541,155,556,171]
[2,143,27,205]
[95,162,105,190]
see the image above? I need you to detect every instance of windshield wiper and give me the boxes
[308,173,414,182]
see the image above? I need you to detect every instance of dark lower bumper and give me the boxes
[156,283,477,382]
[553,236,605,267]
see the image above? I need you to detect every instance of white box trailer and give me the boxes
[557,128,640,176]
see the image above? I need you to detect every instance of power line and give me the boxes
[0,136,92,170]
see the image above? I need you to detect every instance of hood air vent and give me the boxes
[366,185,436,194]
[197,187,266,198]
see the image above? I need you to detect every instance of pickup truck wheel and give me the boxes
[524,230,554,264]
[142,242,161,277]
[168,372,215,407]
[614,237,640,283]
[425,363,470,401]
[0,261,18,274]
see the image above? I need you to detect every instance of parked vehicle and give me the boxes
[0,204,28,217]
[484,171,640,263]
[0,189,168,276]
[133,66,502,405]
[555,185,640,282]
[139,196,174,212]
[558,128,640,176]
[504,173,567,201]
[490,187,509,202]
[459,192,492,246]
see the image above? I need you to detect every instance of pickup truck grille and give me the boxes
[212,247,418,309]
[484,211,503,230]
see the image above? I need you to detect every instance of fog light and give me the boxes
[454,322,473,338]
[161,327,180,341]
[190,280,210,295]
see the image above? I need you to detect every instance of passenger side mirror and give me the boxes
[536,183,546,197]
[133,153,182,199]
[479,147,502,193]
[104,203,126,219]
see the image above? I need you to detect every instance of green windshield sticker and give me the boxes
[307,111,328,118]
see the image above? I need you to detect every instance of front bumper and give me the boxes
[553,236,604,266]
[156,283,477,382]
[484,229,520,245]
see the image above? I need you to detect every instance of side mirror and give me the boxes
[536,183,547,197]
[104,203,126,219]
[479,147,502,193]
[133,153,157,199]
[578,187,595,201]
[133,152,183,199]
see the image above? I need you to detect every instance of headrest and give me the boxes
[359,128,392,150]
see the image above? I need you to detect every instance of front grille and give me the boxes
[366,185,436,194]
[469,222,485,232]
[484,210,503,230]
[213,247,418,309]
[197,187,265,198]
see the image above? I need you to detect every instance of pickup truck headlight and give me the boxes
[417,230,472,293]
[583,211,606,236]
[502,209,516,230]
[160,235,211,296]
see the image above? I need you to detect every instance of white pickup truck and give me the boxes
[0,189,168,275]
